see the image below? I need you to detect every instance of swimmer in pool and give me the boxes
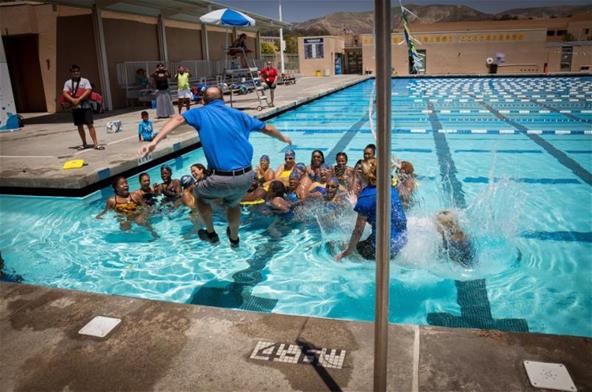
[180,175,203,230]
[154,165,182,202]
[435,209,475,268]
[134,172,158,207]
[274,149,296,186]
[190,163,207,183]
[395,160,417,210]
[255,154,275,185]
[96,176,157,238]
[307,149,325,182]
[333,152,354,190]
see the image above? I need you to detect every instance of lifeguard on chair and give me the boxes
[227,33,252,69]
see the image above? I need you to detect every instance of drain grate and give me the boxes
[524,361,577,391]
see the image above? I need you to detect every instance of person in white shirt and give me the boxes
[62,65,103,150]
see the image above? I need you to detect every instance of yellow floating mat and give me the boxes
[240,199,265,206]
[63,159,85,170]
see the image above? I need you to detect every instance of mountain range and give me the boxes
[288,4,592,36]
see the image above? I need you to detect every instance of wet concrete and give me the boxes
[1,282,590,392]
[0,75,369,191]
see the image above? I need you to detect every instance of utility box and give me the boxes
[298,36,345,76]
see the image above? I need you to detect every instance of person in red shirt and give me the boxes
[260,61,279,106]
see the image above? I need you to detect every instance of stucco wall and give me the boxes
[166,26,203,62]
[103,17,159,109]
[298,36,345,76]
[0,4,58,112]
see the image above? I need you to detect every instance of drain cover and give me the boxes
[524,361,577,391]
[79,316,121,338]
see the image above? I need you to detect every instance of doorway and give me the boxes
[2,34,47,113]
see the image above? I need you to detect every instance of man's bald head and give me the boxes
[204,86,223,104]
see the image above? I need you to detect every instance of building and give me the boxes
[297,36,345,77]
[0,0,287,114]
[298,14,591,76]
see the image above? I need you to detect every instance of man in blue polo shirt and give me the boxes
[139,86,291,247]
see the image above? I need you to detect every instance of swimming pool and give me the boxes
[1,76,591,337]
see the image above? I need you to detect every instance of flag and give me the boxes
[401,7,423,74]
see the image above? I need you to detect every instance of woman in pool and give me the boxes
[395,160,417,210]
[266,180,293,215]
[333,152,353,190]
[241,179,268,204]
[133,172,158,207]
[255,155,275,185]
[154,165,182,203]
[435,209,474,268]
[274,150,296,186]
[307,165,332,198]
[96,176,157,237]
[336,158,407,261]
[180,175,203,229]
[190,163,207,183]
[307,150,325,182]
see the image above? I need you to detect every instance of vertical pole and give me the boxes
[278,0,285,73]
[92,6,113,111]
[373,0,391,391]
[157,14,168,63]
[256,31,262,60]
[201,23,210,61]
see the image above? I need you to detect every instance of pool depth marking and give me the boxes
[473,98,592,186]
[423,98,529,333]
[250,341,347,369]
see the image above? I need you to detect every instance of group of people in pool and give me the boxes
[96,144,473,265]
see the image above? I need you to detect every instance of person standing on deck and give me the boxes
[138,86,292,247]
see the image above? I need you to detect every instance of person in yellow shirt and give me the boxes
[175,66,192,114]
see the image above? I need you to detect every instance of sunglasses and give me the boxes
[285,157,294,160]
[327,185,338,189]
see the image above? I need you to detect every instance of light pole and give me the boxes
[279,0,285,73]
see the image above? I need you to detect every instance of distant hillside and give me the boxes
[288,4,592,36]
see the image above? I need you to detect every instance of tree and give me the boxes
[261,42,277,54]
[284,35,299,54]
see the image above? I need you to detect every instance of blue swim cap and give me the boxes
[161,165,172,173]
[180,175,194,189]
[289,170,301,180]
[260,154,270,162]
[285,149,296,158]
[295,162,306,172]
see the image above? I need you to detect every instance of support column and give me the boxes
[92,6,113,111]
[157,14,168,63]
[201,23,210,61]
[256,31,262,60]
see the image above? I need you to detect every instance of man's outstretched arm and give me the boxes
[261,124,292,145]
[138,114,186,156]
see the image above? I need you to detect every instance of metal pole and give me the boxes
[157,15,169,64]
[278,0,285,73]
[373,0,391,391]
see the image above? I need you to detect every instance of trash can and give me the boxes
[315,70,321,77]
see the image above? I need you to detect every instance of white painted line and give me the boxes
[581,110,592,113]
[440,109,451,114]
[539,110,550,114]
[521,99,529,102]
[472,129,487,133]
[459,109,471,114]
[0,155,57,159]
[410,129,427,133]
[478,110,489,114]
[560,110,572,113]
[421,110,432,114]
[412,325,420,392]
[459,99,468,102]
[585,130,592,135]
[106,135,136,146]
[527,130,543,134]
[519,110,530,114]
[438,129,457,133]
[500,129,515,134]
[499,110,510,114]
[555,130,571,135]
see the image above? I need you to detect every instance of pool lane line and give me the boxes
[493,84,592,124]
[189,238,282,312]
[324,113,369,164]
[472,98,592,186]
[521,231,592,242]
[463,177,581,184]
[424,98,530,333]
[425,101,467,208]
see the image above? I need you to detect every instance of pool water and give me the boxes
[1,77,591,337]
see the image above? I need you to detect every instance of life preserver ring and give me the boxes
[486,57,494,65]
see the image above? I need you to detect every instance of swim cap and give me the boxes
[284,149,296,158]
[180,175,194,189]
[161,165,172,173]
[260,154,270,162]
[289,170,301,180]
[327,177,340,186]
[295,162,306,172]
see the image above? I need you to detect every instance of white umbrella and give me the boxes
[199,8,256,27]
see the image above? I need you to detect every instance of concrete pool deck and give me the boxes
[0,75,370,193]
[1,282,590,392]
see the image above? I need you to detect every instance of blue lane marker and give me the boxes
[521,231,592,243]
[426,101,467,208]
[566,150,592,154]
[463,177,581,184]
[349,147,433,153]
[325,113,369,163]
[473,98,592,186]
[280,146,329,152]
[454,149,542,154]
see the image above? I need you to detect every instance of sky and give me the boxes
[219,0,592,23]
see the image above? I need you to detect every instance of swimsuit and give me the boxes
[114,195,138,214]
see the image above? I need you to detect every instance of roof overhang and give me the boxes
[11,0,290,30]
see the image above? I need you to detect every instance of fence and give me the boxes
[261,54,299,72]
[115,58,267,105]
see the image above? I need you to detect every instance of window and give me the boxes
[560,46,573,71]
[303,38,324,59]
[547,30,555,36]
[556,30,567,36]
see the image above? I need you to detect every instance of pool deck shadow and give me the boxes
[0,75,370,193]
[1,282,590,392]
